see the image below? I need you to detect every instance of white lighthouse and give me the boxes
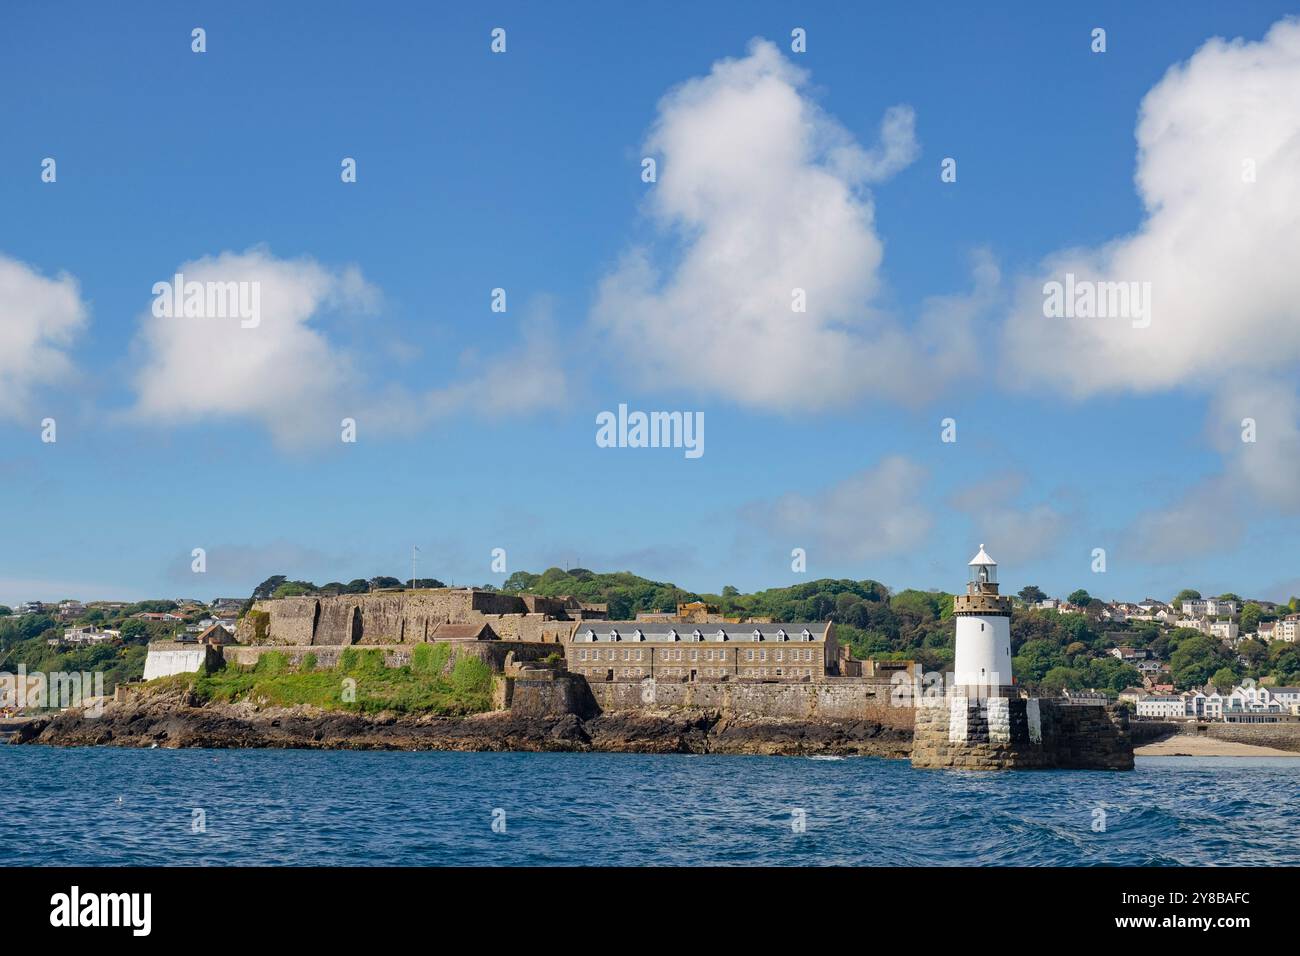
[952,545,1013,696]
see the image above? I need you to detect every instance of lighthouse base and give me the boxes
[910,695,1134,771]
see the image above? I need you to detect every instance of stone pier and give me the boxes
[910,695,1133,770]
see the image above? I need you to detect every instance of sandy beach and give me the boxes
[1135,735,1300,757]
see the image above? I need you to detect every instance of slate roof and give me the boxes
[571,621,830,643]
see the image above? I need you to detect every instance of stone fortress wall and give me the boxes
[582,675,912,728]
[234,589,593,647]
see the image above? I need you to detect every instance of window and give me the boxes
[747,649,755,661]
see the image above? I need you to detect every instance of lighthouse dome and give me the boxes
[968,544,996,566]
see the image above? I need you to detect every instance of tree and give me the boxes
[0,606,11,616]
[252,575,287,601]
[1172,588,1201,606]
[1238,638,1268,668]
[502,571,540,592]
[1240,602,1262,633]
[118,619,149,643]
[1216,593,1242,603]
[368,576,402,590]
[1067,589,1092,606]
[1210,666,1239,691]
[272,581,317,598]
[1014,639,1065,682]
[1170,635,1229,689]
[1040,666,1085,695]
[1017,585,1047,604]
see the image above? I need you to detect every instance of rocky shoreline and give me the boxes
[9,690,913,758]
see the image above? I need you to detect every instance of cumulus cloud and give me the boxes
[741,455,932,561]
[127,248,566,447]
[998,18,1300,546]
[593,39,979,411]
[1004,17,1300,394]
[0,253,88,420]
[128,248,371,446]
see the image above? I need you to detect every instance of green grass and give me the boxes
[149,642,495,716]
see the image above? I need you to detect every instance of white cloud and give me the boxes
[998,18,1300,547]
[593,39,977,411]
[1209,381,1300,513]
[0,253,88,421]
[127,248,567,446]
[1003,17,1300,395]
[128,248,371,446]
[741,455,932,561]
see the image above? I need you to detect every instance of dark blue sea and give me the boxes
[2,748,1296,866]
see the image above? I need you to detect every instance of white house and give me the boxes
[49,626,121,647]
[1209,620,1239,643]
[1226,684,1283,714]
[1269,687,1300,714]
[1275,619,1300,643]
[1181,598,1239,618]
[1137,695,1186,718]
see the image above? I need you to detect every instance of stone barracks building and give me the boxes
[568,621,837,682]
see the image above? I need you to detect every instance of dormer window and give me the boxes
[667,628,679,641]
[585,629,596,642]
[633,628,645,642]
[801,629,812,641]
[692,629,703,642]
[752,629,763,641]
[776,628,788,641]
[716,629,728,641]
[608,628,620,642]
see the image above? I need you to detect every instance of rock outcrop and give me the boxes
[13,688,911,757]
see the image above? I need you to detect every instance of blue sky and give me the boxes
[2,1,1299,605]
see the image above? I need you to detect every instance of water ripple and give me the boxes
[1,748,1296,865]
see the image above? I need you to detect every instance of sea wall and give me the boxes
[583,677,911,728]
[504,673,597,718]
[1182,720,1300,753]
[910,697,1133,770]
[1128,719,1300,753]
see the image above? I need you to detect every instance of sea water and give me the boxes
[2,748,1296,866]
